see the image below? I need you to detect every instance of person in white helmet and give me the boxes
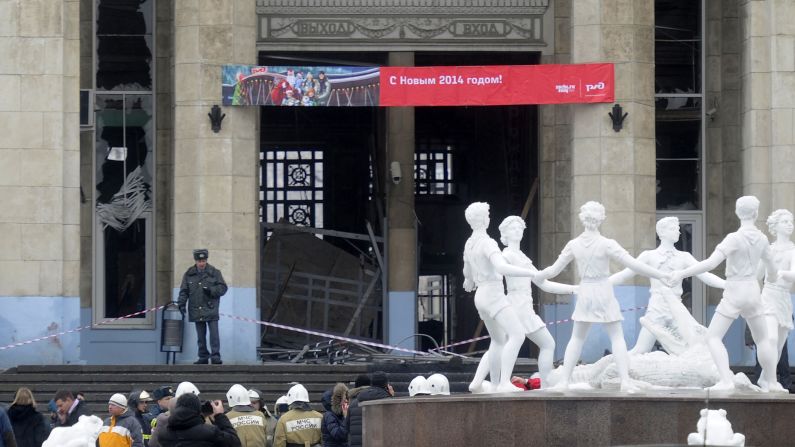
[98,393,144,447]
[273,396,289,420]
[248,389,277,445]
[426,374,450,396]
[149,382,200,447]
[407,376,431,397]
[225,384,269,447]
[128,389,154,446]
[273,384,322,447]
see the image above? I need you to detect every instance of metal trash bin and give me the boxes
[160,302,184,364]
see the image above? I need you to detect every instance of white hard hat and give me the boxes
[274,395,289,413]
[175,381,200,397]
[138,390,152,402]
[248,389,260,400]
[286,384,309,404]
[427,373,451,396]
[109,393,128,409]
[408,376,431,397]
[226,384,251,407]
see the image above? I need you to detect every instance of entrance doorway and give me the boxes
[255,51,540,355]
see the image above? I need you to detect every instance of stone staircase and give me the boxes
[0,360,540,414]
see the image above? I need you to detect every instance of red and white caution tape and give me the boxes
[431,305,649,352]
[220,312,430,356]
[0,303,648,356]
[0,305,166,351]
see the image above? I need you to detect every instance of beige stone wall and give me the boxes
[740,0,795,219]
[0,0,80,298]
[568,0,657,266]
[705,0,743,306]
[79,0,92,307]
[156,1,174,303]
[538,0,574,289]
[172,0,259,289]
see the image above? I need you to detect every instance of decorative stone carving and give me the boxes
[687,409,745,446]
[535,201,667,393]
[462,203,537,393]
[256,0,549,46]
[671,196,786,393]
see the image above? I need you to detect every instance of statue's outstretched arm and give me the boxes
[676,250,725,280]
[463,260,475,292]
[695,271,726,289]
[781,252,795,282]
[535,246,573,281]
[490,252,535,278]
[684,253,726,289]
[609,267,636,285]
[534,279,577,294]
[616,252,665,280]
[761,245,778,283]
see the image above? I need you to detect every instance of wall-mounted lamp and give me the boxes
[705,97,719,121]
[608,103,628,132]
[208,105,225,133]
[390,161,402,184]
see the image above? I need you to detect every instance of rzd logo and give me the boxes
[585,82,605,93]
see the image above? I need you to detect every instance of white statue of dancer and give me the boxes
[463,203,537,393]
[469,216,577,389]
[610,217,725,355]
[534,201,667,392]
[759,209,795,367]
[670,196,784,392]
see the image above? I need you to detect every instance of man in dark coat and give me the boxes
[0,405,15,447]
[52,390,91,428]
[157,394,240,447]
[345,372,393,447]
[320,383,348,447]
[178,248,228,364]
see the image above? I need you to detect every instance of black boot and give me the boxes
[194,358,209,364]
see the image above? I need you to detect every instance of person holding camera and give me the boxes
[178,249,228,365]
[157,394,240,447]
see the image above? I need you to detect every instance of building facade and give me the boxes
[1,0,794,367]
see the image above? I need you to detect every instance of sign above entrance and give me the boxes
[380,63,614,106]
[222,63,614,107]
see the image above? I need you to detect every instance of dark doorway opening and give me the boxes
[255,51,540,358]
[413,52,540,355]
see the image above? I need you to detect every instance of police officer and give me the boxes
[273,384,322,447]
[178,249,228,364]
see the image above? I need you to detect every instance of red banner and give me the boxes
[379,63,614,106]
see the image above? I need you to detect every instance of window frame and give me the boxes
[91,0,157,329]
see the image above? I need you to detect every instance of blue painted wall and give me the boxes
[387,291,417,355]
[0,296,81,368]
[541,288,794,365]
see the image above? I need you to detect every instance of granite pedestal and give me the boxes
[361,389,795,446]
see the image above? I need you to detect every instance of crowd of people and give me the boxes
[0,371,462,447]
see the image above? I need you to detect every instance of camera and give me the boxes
[200,400,213,417]
[390,161,402,184]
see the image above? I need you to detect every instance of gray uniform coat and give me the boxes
[178,264,228,322]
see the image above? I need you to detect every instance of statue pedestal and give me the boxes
[361,389,795,446]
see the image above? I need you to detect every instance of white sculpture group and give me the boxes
[463,196,795,393]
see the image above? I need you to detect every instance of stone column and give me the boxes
[172,0,258,364]
[0,0,81,366]
[740,0,795,216]
[538,0,575,360]
[568,0,656,360]
[386,52,417,352]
